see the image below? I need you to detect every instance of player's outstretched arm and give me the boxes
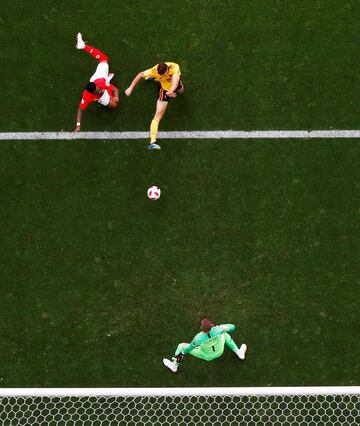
[219,324,236,333]
[74,107,83,132]
[125,72,144,96]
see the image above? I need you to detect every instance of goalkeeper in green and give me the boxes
[163,318,247,373]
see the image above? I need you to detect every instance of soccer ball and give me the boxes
[147,186,161,200]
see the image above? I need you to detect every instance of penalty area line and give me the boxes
[0,130,360,140]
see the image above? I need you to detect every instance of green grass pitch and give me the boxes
[0,1,360,387]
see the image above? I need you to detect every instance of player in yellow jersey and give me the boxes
[125,62,184,150]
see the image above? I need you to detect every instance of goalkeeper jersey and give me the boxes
[183,324,236,356]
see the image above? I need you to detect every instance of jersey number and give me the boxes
[212,345,215,352]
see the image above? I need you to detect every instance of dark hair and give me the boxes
[85,82,97,93]
[200,318,214,333]
[157,63,168,75]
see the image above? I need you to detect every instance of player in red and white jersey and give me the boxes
[74,33,119,132]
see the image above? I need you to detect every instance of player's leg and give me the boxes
[163,337,230,372]
[76,33,109,62]
[224,332,247,360]
[90,62,110,83]
[188,346,209,360]
[148,97,169,150]
[163,341,213,373]
[163,342,188,373]
[163,341,210,371]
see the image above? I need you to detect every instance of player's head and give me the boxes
[200,318,214,333]
[85,82,98,93]
[157,63,169,76]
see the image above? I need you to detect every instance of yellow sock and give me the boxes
[150,118,159,143]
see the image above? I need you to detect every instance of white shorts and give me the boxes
[90,63,111,106]
[90,62,109,82]
[97,90,110,106]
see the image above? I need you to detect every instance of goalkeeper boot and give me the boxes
[236,344,247,360]
[163,358,178,373]
[76,32,86,49]
[148,143,161,150]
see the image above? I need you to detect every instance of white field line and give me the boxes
[1,386,360,397]
[0,130,360,140]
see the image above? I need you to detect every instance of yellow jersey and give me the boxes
[143,62,181,91]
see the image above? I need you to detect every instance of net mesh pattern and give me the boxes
[0,394,360,425]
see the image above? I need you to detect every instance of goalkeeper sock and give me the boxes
[224,332,239,352]
[84,45,108,62]
[150,118,159,143]
[174,353,184,364]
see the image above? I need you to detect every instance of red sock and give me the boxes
[84,45,108,62]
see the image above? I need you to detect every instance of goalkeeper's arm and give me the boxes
[218,324,236,333]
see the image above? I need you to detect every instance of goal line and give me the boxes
[0,386,359,397]
[1,130,360,140]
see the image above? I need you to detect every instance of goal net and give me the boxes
[0,387,359,425]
